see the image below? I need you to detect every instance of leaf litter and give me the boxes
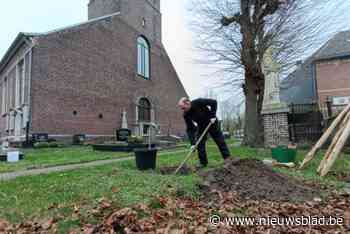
[2,159,349,233]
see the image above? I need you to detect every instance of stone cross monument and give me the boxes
[121,110,128,129]
[262,49,290,147]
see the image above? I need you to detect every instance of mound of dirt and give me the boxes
[199,158,318,202]
[159,165,194,175]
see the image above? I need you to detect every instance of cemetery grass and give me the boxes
[0,146,133,173]
[0,140,231,174]
[0,141,348,232]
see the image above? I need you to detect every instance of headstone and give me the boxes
[117,128,131,142]
[73,134,86,145]
[7,151,19,162]
[32,133,49,142]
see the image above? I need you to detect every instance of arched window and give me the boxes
[137,36,150,79]
[138,98,151,122]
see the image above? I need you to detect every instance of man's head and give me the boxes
[177,97,191,112]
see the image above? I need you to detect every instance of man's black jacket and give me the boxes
[183,98,217,145]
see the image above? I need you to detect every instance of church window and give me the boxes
[137,36,150,79]
[138,97,151,135]
[138,98,151,122]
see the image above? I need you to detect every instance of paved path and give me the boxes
[0,149,189,182]
[0,157,134,181]
[0,142,239,182]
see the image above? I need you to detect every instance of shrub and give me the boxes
[34,142,50,148]
[49,142,59,148]
[128,136,144,144]
[297,142,312,150]
[34,142,64,148]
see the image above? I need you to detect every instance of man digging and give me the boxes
[178,97,231,168]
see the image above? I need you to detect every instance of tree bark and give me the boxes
[240,19,265,147]
[242,69,265,147]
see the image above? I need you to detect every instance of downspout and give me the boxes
[312,61,319,104]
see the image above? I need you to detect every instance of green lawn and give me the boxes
[0,146,133,173]
[230,146,350,188]
[0,141,228,174]
[0,141,349,232]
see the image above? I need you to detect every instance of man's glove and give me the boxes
[210,118,217,124]
[190,145,196,151]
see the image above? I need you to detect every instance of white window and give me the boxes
[3,77,7,114]
[137,36,150,79]
[17,60,24,106]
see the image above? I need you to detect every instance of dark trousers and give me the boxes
[197,121,231,165]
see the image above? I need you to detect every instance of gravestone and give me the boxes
[32,133,49,142]
[0,151,24,162]
[73,134,86,145]
[7,151,19,162]
[116,128,131,142]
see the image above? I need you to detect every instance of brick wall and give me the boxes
[316,58,350,104]
[88,0,161,43]
[88,0,121,20]
[30,14,187,137]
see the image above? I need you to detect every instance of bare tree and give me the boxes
[219,99,243,134]
[189,0,348,146]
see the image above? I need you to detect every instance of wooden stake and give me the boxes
[320,115,350,177]
[317,111,350,173]
[299,103,350,169]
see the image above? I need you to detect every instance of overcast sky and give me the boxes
[0,0,211,99]
[1,1,350,102]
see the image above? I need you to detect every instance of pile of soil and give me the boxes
[199,158,318,202]
[159,165,194,175]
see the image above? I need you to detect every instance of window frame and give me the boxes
[138,98,151,122]
[137,36,150,79]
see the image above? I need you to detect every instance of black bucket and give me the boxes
[134,148,158,170]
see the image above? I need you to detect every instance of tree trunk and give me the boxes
[242,70,264,147]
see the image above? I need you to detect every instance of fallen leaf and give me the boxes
[111,187,120,193]
[73,204,79,213]
[82,224,96,234]
[100,200,112,210]
[41,218,55,230]
[345,210,350,227]
[0,219,9,232]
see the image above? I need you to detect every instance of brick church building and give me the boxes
[0,0,188,142]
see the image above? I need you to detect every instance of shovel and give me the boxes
[174,121,213,175]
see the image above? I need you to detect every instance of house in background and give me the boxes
[0,0,188,142]
[281,30,350,118]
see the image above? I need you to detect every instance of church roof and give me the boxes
[41,12,120,36]
[0,33,37,74]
